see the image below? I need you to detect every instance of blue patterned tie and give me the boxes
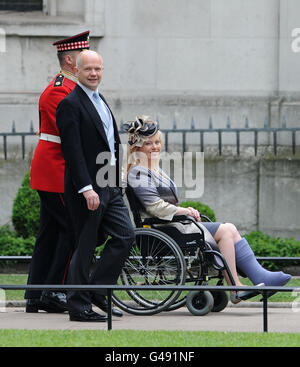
[92,92,116,165]
[92,92,109,130]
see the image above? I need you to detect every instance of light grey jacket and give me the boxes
[127,165,179,220]
[127,165,218,248]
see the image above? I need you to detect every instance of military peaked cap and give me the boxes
[53,30,90,52]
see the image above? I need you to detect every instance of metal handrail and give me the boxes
[2,255,299,332]
[1,256,300,262]
[0,283,298,333]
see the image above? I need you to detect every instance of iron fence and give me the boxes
[0,121,35,159]
[1,117,300,159]
[121,116,300,156]
[160,126,299,156]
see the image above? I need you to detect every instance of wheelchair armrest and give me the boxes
[171,215,194,222]
[142,217,171,225]
[172,215,206,237]
[143,215,193,225]
[142,215,206,239]
[171,214,212,223]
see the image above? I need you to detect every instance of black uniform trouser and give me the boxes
[25,190,73,299]
[66,187,135,313]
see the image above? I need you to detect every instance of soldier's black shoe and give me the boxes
[69,309,108,322]
[40,291,68,312]
[25,298,64,313]
[92,295,123,317]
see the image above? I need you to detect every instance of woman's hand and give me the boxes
[187,206,201,221]
[176,206,201,222]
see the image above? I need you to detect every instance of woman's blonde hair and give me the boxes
[126,125,163,174]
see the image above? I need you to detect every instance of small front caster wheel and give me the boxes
[186,290,214,316]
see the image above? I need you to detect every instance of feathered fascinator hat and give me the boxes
[123,115,159,148]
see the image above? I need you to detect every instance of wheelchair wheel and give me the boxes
[112,227,186,315]
[186,290,214,316]
[210,290,228,312]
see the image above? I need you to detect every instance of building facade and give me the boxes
[0,0,299,239]
[1,0,300,132]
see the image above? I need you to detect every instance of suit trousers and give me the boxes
[25,191,73,299]
[66,187,135,313]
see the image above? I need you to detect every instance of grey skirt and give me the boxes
[201,222,221,237]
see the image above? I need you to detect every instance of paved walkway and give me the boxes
[1,303,299,333]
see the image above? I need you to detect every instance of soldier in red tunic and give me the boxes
[26,31,90,313]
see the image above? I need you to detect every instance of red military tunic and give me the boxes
[30,73,76,193]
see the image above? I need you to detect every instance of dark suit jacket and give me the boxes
[56,85,122,234]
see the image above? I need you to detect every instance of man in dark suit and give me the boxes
[56,50,135,322]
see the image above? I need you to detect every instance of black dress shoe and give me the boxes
[25,298,64,313]
[92,296,123,317]
[69,309,108,322]
[40,291,68,312]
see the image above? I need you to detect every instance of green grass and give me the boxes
[0,275,299,348]
[0,329,299,347]
[0,274,28,300]
[0,274,299,302]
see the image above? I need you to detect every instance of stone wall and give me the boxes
[192,156,300,240]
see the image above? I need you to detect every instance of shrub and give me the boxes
[0,225,35,256]
[179,201,216,222]
[12,171,40,238]
[244,231,300,270]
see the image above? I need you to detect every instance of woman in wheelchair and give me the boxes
[124,115,291,304]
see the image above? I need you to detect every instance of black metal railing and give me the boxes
[160,126,299,156]
[1,255,299,263]
[0,255,299,333]
[0,283,298,333]
[0,121,35,159]
[120,115,300,156]
[1,117,300,159]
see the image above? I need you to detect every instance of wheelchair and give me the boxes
[112,186,237,316]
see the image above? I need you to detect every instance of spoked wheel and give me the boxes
[186,290,214,316]
[112,228,186,315]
